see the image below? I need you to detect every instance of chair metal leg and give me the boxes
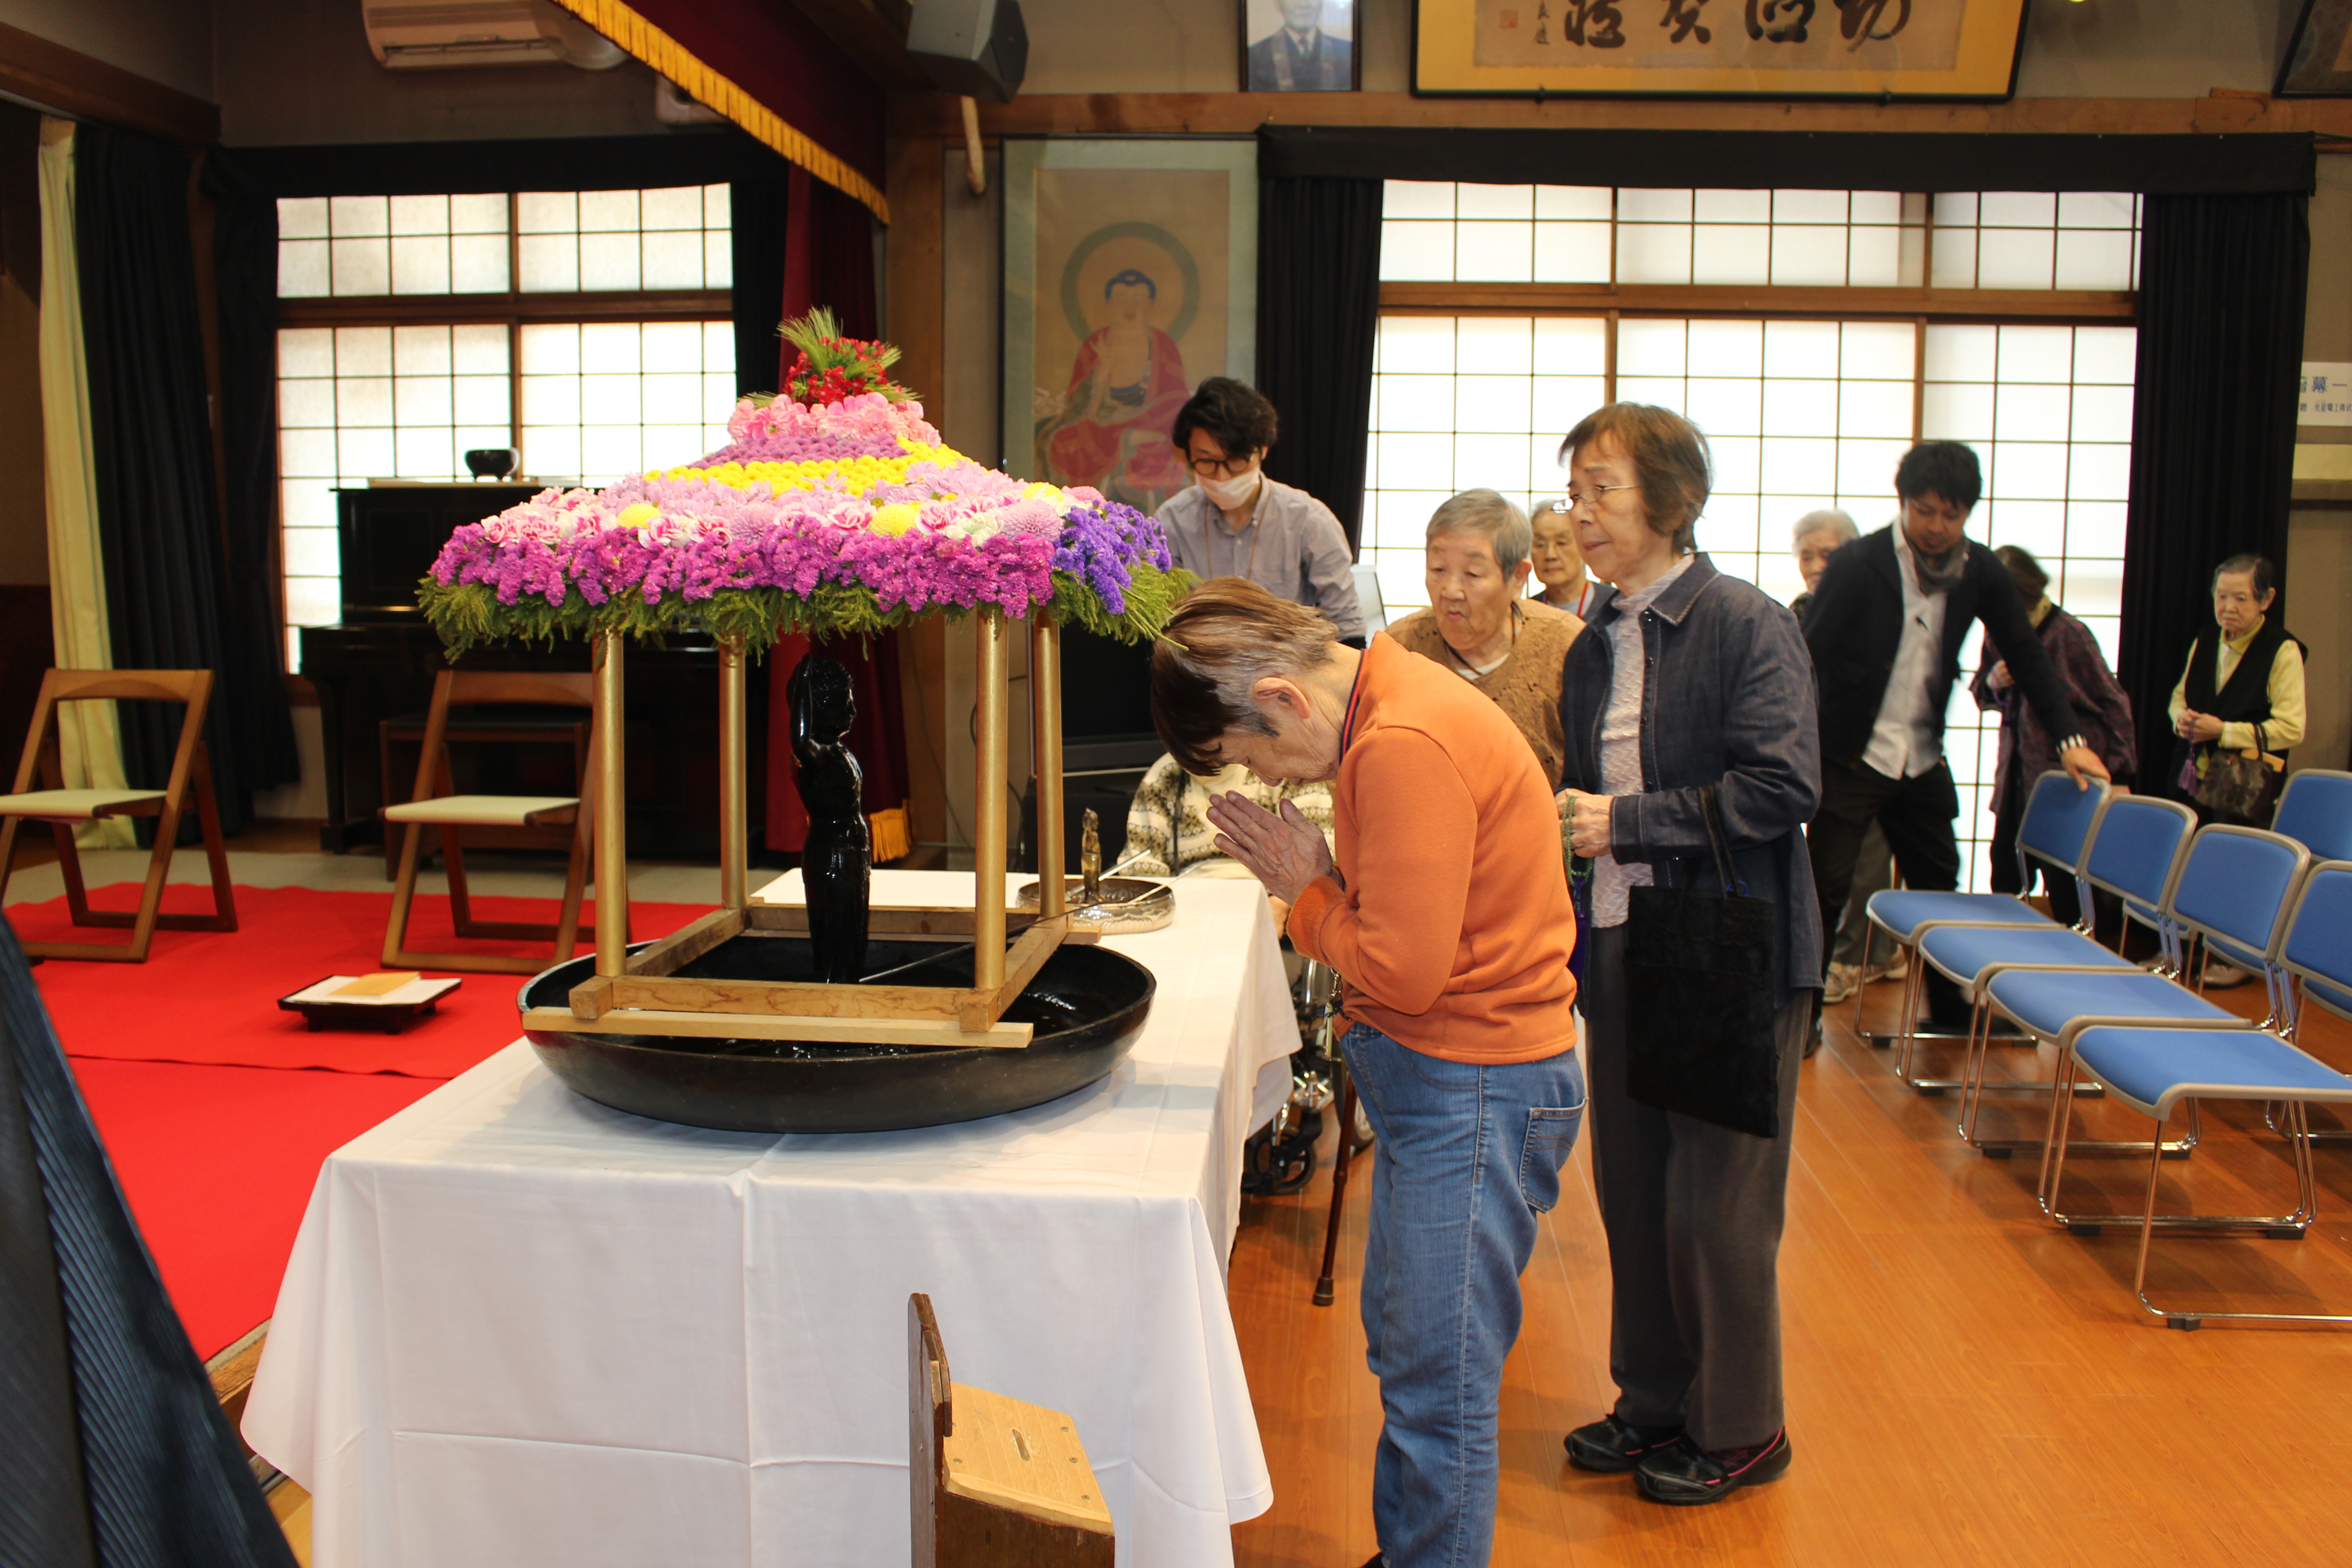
[2128,1102,2352,1330]
[1956,993,2105,1156]
[2037,1053,2205,1230]
[1313,1061,1358,1308]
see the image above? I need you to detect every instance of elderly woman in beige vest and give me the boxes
[1384,489,1583,783]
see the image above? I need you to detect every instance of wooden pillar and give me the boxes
[1030,616,1065,917]
[593,629,629,976]
[717,638,748,910]
[972,610,1009,990]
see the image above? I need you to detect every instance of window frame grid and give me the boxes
[1365,306,2136,893]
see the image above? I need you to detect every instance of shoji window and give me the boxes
[273,188,734,667]
[1364,181,2141,887]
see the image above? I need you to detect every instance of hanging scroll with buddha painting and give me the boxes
[1412,0,2028,99]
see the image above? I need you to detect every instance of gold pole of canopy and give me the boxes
[717,638,748,911]
[1030,616,1065,919]
[973,610,1009,990]
[593,629,629,975]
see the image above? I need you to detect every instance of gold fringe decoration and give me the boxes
[547,0,891,224]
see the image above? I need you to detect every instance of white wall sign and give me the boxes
[2300,363,2352,426]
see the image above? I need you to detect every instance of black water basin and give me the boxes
[517,933,1156,1133]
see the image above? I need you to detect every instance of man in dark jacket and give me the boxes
[1803,441,2110,1026]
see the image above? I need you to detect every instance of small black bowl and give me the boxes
[518,934,1156,1134]
[465,447,522,479]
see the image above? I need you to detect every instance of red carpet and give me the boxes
[10,883,714,1359]
[15,884,714,1078]
[69,1057,449,1359]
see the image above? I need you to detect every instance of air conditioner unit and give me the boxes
[364,0,625,70]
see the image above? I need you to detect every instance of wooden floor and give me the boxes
[1229,971,2352,1567]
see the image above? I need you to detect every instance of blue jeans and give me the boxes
[1343,1023,1587,1568]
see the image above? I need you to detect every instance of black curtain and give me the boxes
[1256,173,1382,553]
[75,124,252,835]
[199,152,301,808]
[731,173,790,397]
[2119,192,2310,799]
[0,919,300,1568]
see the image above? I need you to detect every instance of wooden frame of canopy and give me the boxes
[519,609,1074,1050]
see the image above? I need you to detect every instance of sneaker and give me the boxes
[2202,960,2255,989]
[1565,1413,1684,1473]
[1882,950,1908,981]
[1821,962,1861,1006]
[1634,1429,1793,1505]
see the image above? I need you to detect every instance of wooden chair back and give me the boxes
[405,668,597,810]
[907,1292,1112,1568]
[9,668,214,800]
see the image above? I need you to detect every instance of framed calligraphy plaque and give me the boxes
[1412,0,2029,99]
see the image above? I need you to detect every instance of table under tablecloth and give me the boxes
[243,872,1294,1568]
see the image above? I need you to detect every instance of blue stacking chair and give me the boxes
[2194,774,2350,1026]
[2273,769,2352,862]
[1882,786,2160,1098]
[1946,821,2306,1153]
[2269,858,2352,1145]
[1857,772,2109,1053]
[2038,863,2352,1330]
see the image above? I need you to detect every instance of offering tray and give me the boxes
[520,933,1155,1133]
[1015,877,1173,935]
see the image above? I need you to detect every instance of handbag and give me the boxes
[1621,784,1784,1138]
[2194,721,2285,823]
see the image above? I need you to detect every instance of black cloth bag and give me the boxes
[1622,786,1783,1139]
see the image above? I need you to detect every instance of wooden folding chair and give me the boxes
[909,1293,1112,1568]
[380,668,610,975]
[0,669,236,962]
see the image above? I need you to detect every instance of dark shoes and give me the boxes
[1563,1413,1682,1473]
[1633,1429,1793,1505]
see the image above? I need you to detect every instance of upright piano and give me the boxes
[303,484,765,859]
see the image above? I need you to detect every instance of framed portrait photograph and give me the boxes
[1413,0,2029,100]
[1243,0,1361,91]
[2278,0,2352,95]
[1001,139,1258,514]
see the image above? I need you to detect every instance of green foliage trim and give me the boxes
[417,565,1201,660]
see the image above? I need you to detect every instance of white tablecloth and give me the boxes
[244,872,1294,1568]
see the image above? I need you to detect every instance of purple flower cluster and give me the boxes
[1052,502,1174,616]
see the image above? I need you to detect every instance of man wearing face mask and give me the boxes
[1803,441,2110,1031]
[1155,377,1366,644]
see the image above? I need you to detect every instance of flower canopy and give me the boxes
[418,317,1193,658]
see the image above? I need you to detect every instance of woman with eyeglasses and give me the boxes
[1153,377,1366,643]
[1553,402,1823,1507]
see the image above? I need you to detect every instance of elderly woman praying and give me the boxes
[1152,576,1580,1568]
[1383,489,1583,783]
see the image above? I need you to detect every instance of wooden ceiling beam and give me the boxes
[889,90,2352,142]
[0,20,217,145]
[1380,281,2136,322]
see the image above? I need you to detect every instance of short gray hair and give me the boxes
[1791,508,1858,549]
[1425,489,1532,574]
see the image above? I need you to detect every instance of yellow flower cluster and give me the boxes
[647,441,970,497]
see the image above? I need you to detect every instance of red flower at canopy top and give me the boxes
[778,305,914,408]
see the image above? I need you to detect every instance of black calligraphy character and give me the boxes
[1835,0,1908,48]
[1744,0,1814,42]
[1661,0,1712,43]
[1537,0,1551,44]
[1583,0,1627,46]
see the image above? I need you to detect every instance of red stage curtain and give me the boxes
[763,168,906,852]
[616,0,885,201]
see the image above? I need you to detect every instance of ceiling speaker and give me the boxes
[906,0,1027,103]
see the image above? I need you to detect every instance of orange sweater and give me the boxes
[1287,634,1578,1064]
